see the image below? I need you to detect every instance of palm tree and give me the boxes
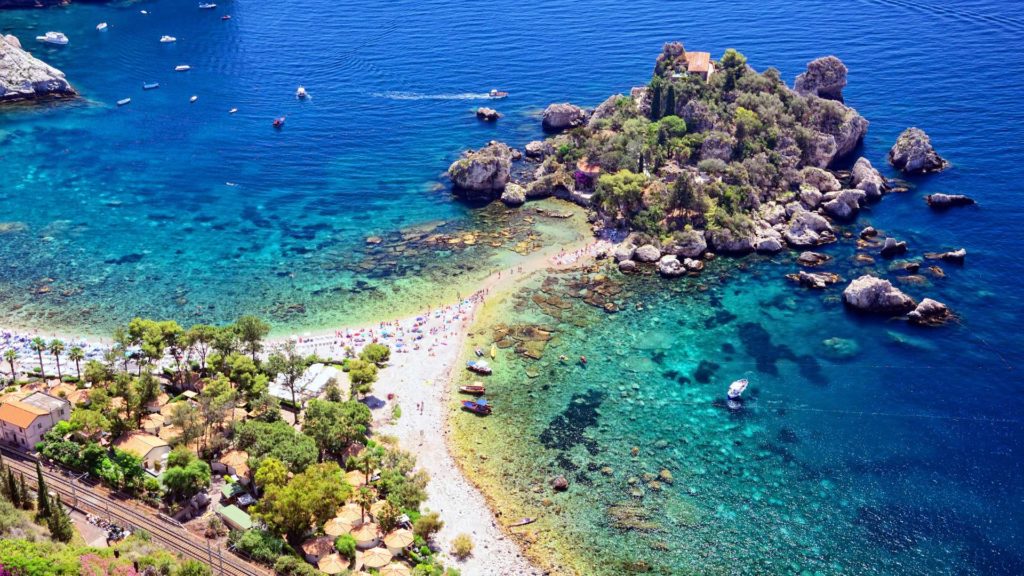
[354,486,375,524]
[353,445,386,486]
[49,339,65,381]
[3,349,17,384]
[29,337,47,380]
[68,347,85,381]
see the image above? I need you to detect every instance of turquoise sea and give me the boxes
[3,0,1024,574]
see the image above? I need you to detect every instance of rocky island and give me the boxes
[0,34,77,104]
[448,42,962,326]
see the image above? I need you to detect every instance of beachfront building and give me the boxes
[114,431,170,472]
[217,504,252,531]
[0,391,71,449]
[269,363,345,405]
[686,51,714,81]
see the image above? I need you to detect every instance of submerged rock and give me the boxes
[842,275,916,314]
[787,270,841,289]
[797,251,831,267]
[821,337,860,361]
[907,298,952,326]
[880,237,908,259]
[925,247,966,264]
[542,103,588,132]
[925,193,975,209]
[0,35,77,103]
[889,127,949,174]
[795,55,848,102]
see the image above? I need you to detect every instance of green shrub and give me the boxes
[273,555,321,576]
[413,511,444,541]
[451,533,473,560]
[230,529,288,566]
[334,533,356,559]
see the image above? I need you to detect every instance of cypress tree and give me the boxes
[18,472,32,511]
[0,464,8,501]
[7,469,20,508]
[650,83,663,120]
[665,84,677,118]
[47,494,74,543]
[35,461,50,518]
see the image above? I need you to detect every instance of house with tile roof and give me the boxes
[0,391,70,450]
[114,431,171,472]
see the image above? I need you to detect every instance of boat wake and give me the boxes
[372,91,495,101]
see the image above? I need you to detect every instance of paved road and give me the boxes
[0,445,269,576]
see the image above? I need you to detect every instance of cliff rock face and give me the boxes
[542,103,588,132]
[842,275,916,314]
[795,56,848,102]
[888,127,949,174]
[803,97,868,168]
[447,141,513,197]
[0,35,77,103]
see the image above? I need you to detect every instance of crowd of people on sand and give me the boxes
[549,239,613,267]
[1,330,107,377]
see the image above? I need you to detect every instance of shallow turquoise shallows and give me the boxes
[3,0,1024,573]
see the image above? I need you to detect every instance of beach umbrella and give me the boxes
[317,553,348,575]
[379,563,412,576]
[351,522,380,549]
[383,528,414,555]
[370,499,388,518]
[337,502,363,523]
[324,515,355,537]
[362,547,393,569]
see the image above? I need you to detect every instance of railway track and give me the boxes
[0,446,269,576]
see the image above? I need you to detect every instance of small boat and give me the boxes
[160,35,176,43]
[509,517,536,527]
[580,356,587,365]
[459,384,486,395]
[143,82,160,90]
[198,3,216,9]
[190,95,198,103]
[221,15,231,20]
[229,108,238,114]
[272,116,285,128]
[474,347,484,357]
[489,344,497,359]
[727,378,749,400]
[488,88,508,99]
[175,65,191,72]
[461,398,491,416]
[96,23,108,31]
[117,98,131,106]
[140,10,148,14]
[466,359,492,375]
[36,32,69,46]
[295,86,308,99]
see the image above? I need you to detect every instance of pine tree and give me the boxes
[47,494,74,543]
[18,472,32,511]
[35,461,50,518]
[7,469,20,508]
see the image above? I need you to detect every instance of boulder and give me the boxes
[683,258,704,272]
[799,184,823,209]
[754,234,784,254]
[803,98,869,167]
[925,248,966,264]
[447,141,513,197]
[795,56,848,102]
[634,244,662,263]
[525,170,573,200]
[524,140,554,160]
[842,275,916,314]
[859,226,878,239]
[800,167,841,193]
[617,259,638,273]
[613,243,636,263]
[880,237,908,258]
[476,107,501,121]
[706,228,754,255]
[925,193,975,209]
[797,251,831,267]
[907,298,952,326]
[783,210,834,248]
[550,476,569,491]
[0,35,77,103]
[656,255,685,277]
[663,229,707,258]
[788,270,841,289]
[888,127,949,174]
[588,93,624,128]
[821,189,867,221]
[500,183,526,207]
[542,103,587,132]
[850,157,888,200]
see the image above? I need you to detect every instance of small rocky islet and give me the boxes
[0,33,76,104]
[448,42,962,328]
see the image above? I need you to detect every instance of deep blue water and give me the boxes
[3,0,1024,573]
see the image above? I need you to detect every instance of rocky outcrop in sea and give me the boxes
[889,127,949,174]
[0,35,77,103]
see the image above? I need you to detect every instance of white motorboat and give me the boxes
[140,10,148,15]
[229,108,238,114]
[175,65,191,72]
[467,359,492,375]
[190,95,198,103]
[727,378,749,400]
[198,3,217,9]
[160,35,176,43]
[36,32,69,46]
[295,86,309,99]
[96,23,108,31]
